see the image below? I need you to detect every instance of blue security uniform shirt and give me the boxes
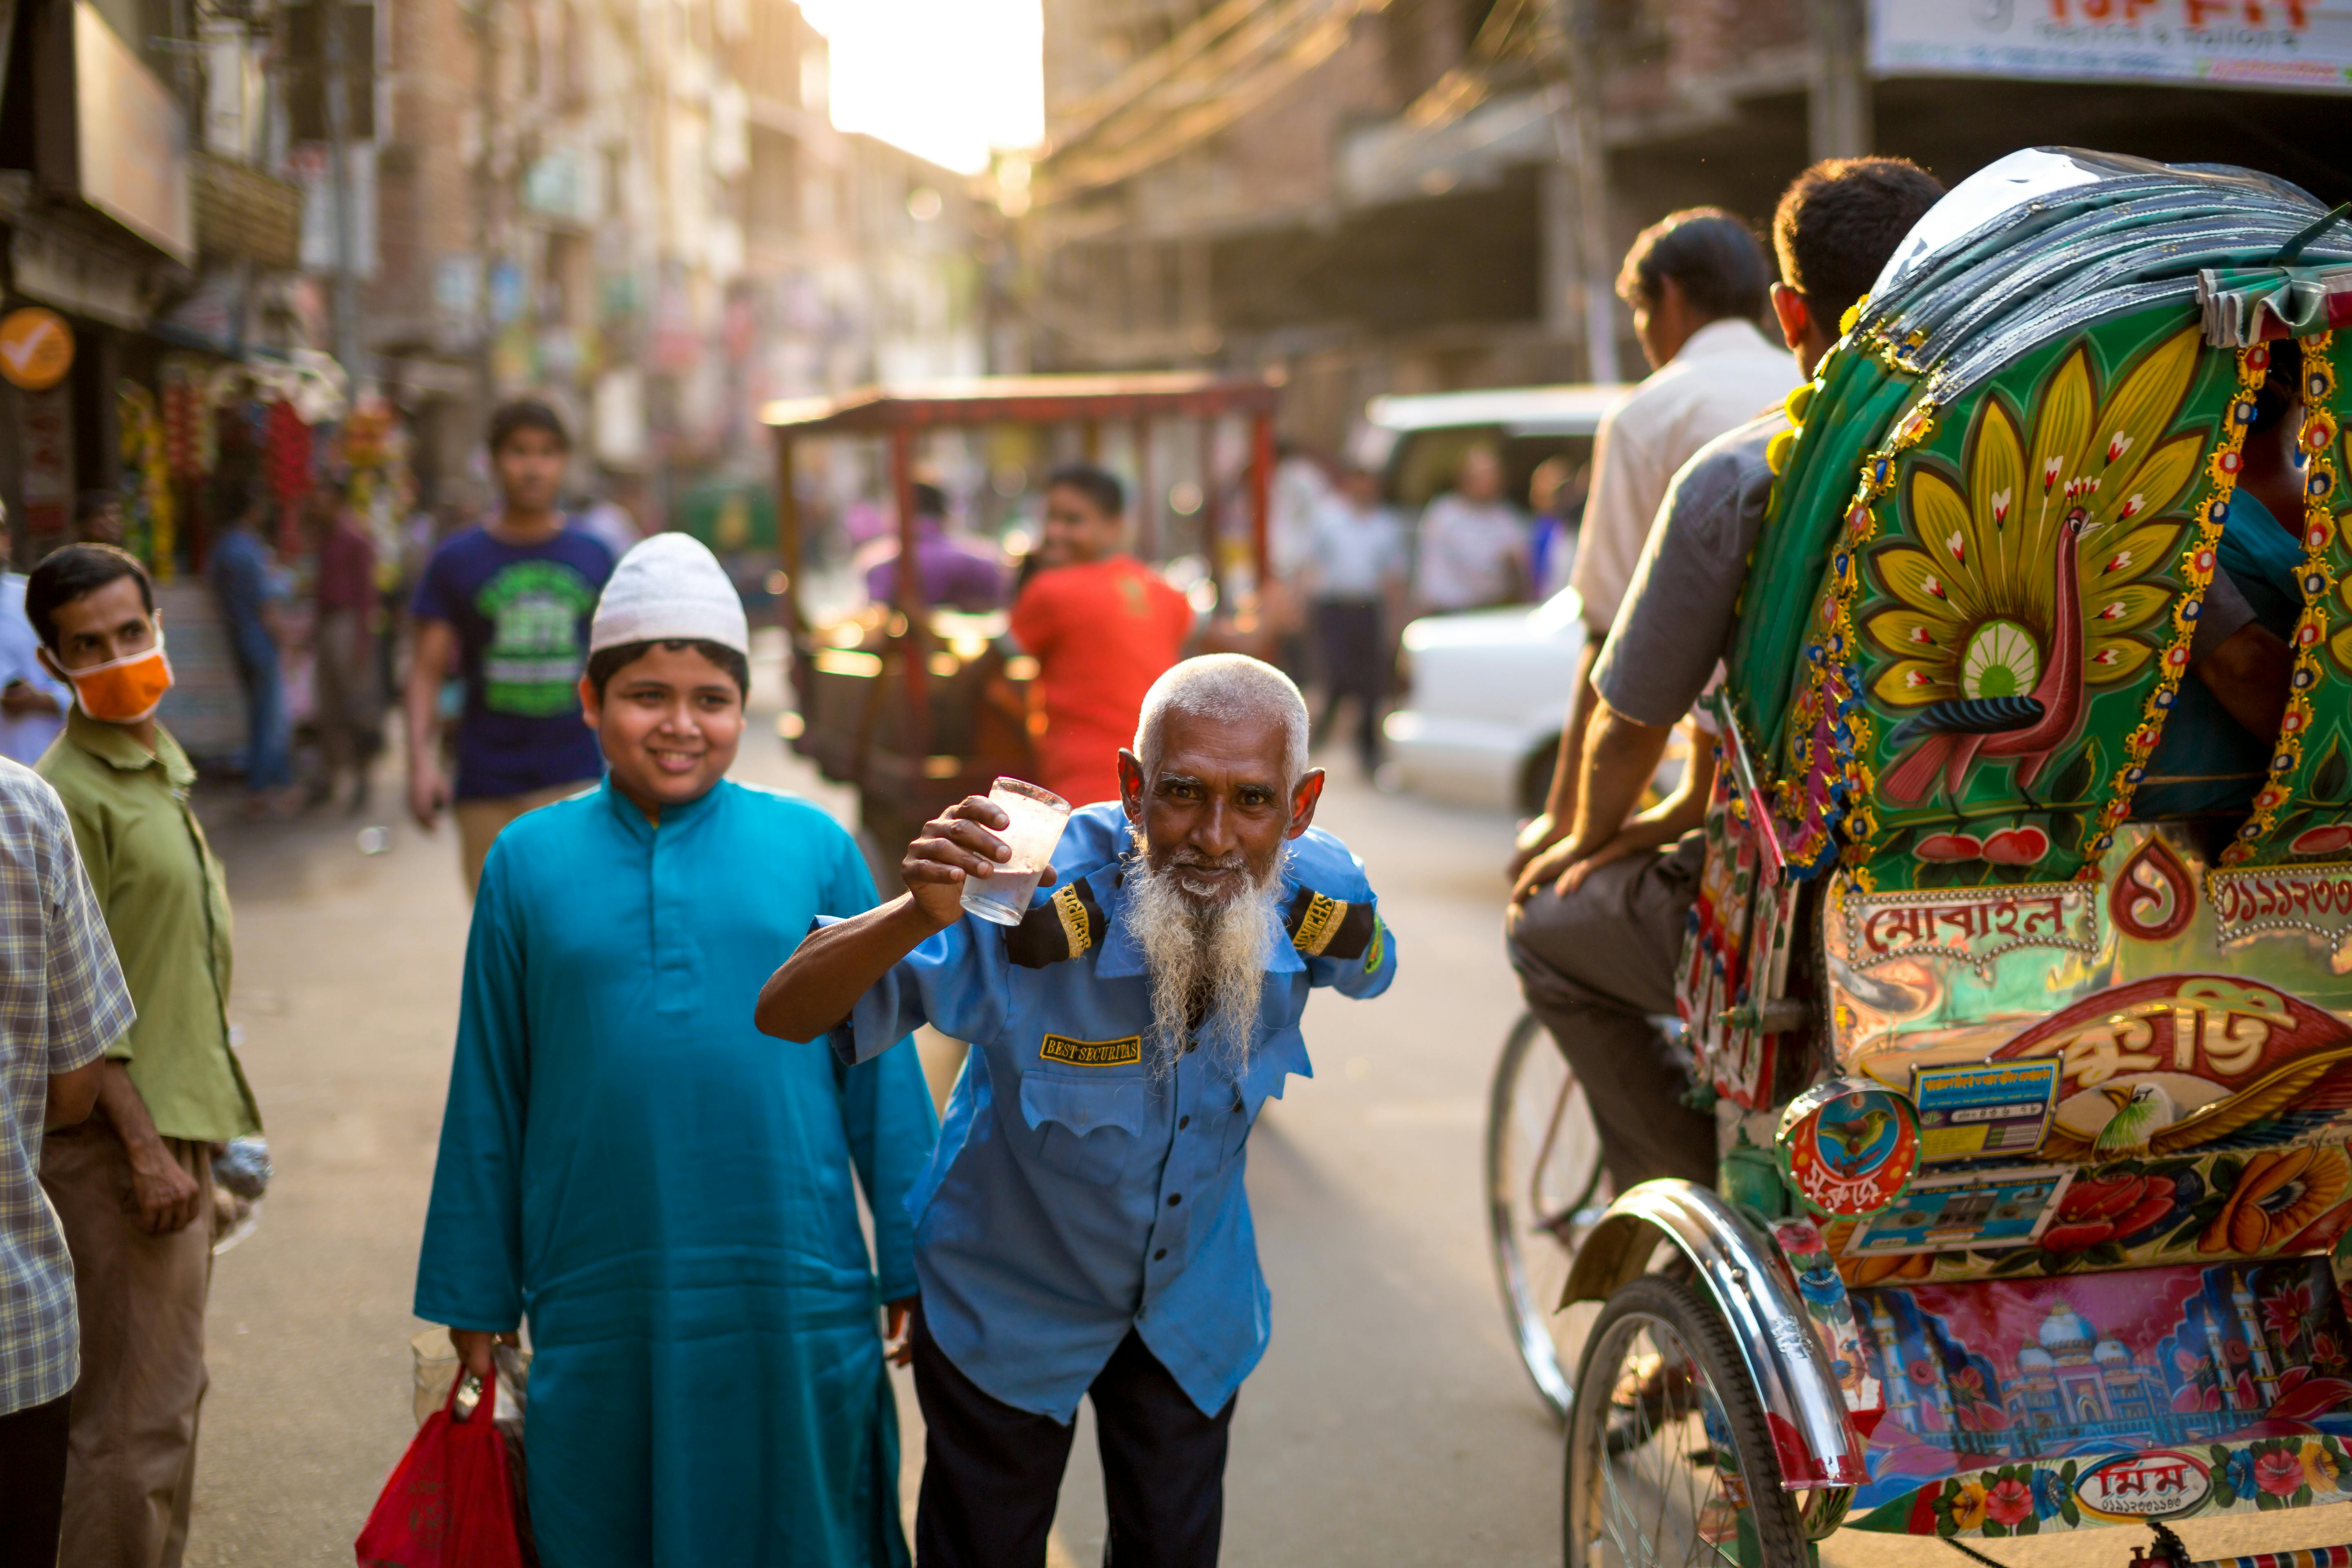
[828,802,1397,1421]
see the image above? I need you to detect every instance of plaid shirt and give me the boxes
[0,757,134,1414]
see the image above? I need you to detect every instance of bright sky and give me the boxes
[800,0,1044,175]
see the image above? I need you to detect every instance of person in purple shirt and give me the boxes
[865,483,1004,612]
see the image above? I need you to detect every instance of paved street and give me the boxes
[176,657,2352,1565]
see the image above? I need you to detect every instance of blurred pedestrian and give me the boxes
[866,481,1004,611]
[1521,206,1796,874]
[1266,443,1331,680]
[417,536,935,1567]
[74,492,125,548]
[206,471,301,818]
[29,543,263,1568]
[1412,445,1526,614]
[1526,457,1586,601]
[405,400,615,893]
[0,515,71,764]
[1010,463,1193,806]
[572,496,642,561]
[1305,466,1407,779]
[0,755,132,1568]
[306,479,381,812]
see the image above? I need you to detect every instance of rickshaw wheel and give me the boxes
[1484,1012,1608,1420]
[1566,1275,1806,1568]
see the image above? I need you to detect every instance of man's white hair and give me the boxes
[1134,654,1310,785]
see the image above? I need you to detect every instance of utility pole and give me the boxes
[1809,0,1871,163]
[1565,0,1618,384]
[1543,0,1620,384]
[324,0,361,387]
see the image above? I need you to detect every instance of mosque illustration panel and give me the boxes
[1845,1258,2352,1530]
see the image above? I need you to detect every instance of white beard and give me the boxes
[1123,846,1285,1072]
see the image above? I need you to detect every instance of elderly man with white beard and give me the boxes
[758,653,1396,1568]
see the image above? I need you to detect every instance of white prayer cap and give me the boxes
[589,532,750,656]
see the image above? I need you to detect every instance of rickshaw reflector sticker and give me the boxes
[2074,1449,2211,1520]
[1842,1166,2071,1256]
[1779,1078,1921,1216]
[1912,1060,2061,1163]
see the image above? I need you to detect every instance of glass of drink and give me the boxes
[958,777,1072,926]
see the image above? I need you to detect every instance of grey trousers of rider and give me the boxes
[1504,828,1719,1192]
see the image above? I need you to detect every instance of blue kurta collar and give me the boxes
[598,773,726,841]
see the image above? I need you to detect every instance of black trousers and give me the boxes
[912,1307,1234,1568]
[1312,599,1387,775]
[0,1390,72,1565]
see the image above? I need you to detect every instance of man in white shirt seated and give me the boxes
[1517,207,1801,875]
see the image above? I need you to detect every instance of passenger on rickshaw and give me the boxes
[1505,157,2310,1198]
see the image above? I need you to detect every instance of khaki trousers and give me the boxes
[39,1125,214,1568]
[455,779,596,894]
[1504,829,1719,1192]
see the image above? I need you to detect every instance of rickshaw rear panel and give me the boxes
[1563,151,2352,1556]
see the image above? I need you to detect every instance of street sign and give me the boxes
[1870,0,2352,94]
[0,306,74,391]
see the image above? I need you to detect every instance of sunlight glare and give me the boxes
[800,0,1045,175]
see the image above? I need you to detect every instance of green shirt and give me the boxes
[37,712,260,1142]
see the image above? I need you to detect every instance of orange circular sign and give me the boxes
[0,307,74,392]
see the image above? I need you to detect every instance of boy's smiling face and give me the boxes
[579,641,746,815]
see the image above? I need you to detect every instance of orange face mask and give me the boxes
[68,637,174,724]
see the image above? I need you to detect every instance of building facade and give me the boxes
[1021,0,2352,457]
[369,0,987,524]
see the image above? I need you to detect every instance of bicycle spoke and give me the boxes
[1577,1312,1752,1568]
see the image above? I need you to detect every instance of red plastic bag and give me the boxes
[355,1365,526,1568]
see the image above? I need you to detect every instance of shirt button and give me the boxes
[1178,1115,1190,1130]
[1154,1248,1168,1261]
[1167,1193,1182,1207]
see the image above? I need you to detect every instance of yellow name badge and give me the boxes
[1041,1033,1143,1068]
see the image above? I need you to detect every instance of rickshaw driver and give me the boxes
[1506,156,2303,1195]
[757,654,1396,1568]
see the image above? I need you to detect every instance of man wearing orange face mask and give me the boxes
[27,543,261,1568]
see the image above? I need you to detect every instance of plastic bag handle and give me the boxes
[445,1358,496,1425]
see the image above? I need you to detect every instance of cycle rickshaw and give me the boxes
[1483,149,2352,1566]
[761,373,1283,858]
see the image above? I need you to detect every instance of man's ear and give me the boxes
[1116,748,1146,820]
[1770,282,1810,354]
[1286,768,1327,839]
[576,675,602,731]
[35,646,65,684]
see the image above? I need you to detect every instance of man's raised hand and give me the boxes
[900,796,1054,927]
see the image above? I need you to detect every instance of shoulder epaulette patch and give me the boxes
[1285,885,1376,961]
[1005,877,1105,968]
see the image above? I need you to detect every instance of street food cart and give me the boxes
[761,371,1283,855]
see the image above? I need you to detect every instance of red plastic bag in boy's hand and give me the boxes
[356,1366,526,1568]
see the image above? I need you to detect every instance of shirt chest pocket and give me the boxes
[1020,1071,1150,1185]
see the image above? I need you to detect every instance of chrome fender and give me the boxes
[1561,1178,1868,1490]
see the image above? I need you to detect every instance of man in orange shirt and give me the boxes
[1011,465,1193,805]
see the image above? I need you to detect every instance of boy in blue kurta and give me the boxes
[415,535,937,1568]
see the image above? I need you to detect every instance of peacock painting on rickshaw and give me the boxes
[1473,147,2352,1566]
